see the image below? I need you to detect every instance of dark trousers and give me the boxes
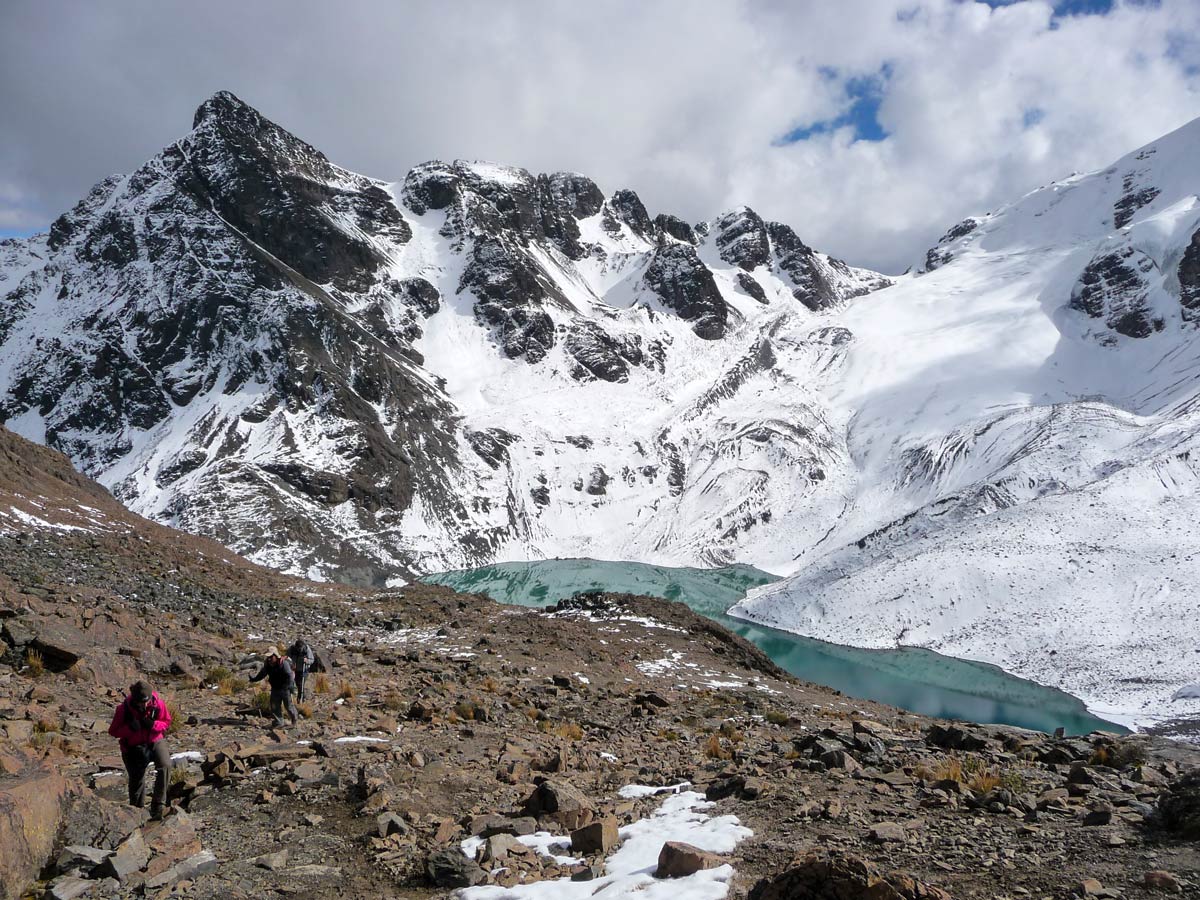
[270,688,298,726]
[294,667,308,702]
[122,741,171,812]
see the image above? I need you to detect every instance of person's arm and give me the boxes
[108,702,136,741]
[249,665,268,683]
[149,697,171,739]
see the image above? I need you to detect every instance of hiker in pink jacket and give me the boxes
[108,679,172,819]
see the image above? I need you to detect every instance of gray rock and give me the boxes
[144,849,219,889]
[55,845,110,874]
[45,876,95,900]
[869,822,907,843]
[377,812,408,838]
[426,848,486,888]
[253,849,289,871]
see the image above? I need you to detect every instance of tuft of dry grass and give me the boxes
[313,673,331,695]
[216,675,247,696]
[163,697,184,734]
[703,733,731,760]
[382,690,404,711]
[33,718,60,735]
[968,771,1001,794]
[481,676,499,693]
[204,666,233,685]
[336,681,356,701]
[297,701,313,719]
[24,649,44,678]
[933,757,964,783]
[765,710,789,726]
[251,690,272,714]
[553,722,583,741]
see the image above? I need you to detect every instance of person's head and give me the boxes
[129,680,155,712]
[265,646,281,663]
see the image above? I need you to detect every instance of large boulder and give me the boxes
[0,749,72,900]
[655,841,726,878]
[748,851,953,900]
[426,848,485,888]
[522,779,595,830]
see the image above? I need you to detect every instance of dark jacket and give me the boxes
[250,657,295,692]
[289,640,315,672]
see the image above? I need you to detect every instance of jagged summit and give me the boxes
[0,93,888,588]
[191,89,255,128]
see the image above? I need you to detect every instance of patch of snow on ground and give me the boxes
[459,790,750,900]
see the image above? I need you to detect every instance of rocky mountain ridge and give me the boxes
[0,91,888,585]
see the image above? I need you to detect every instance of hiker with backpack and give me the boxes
[249,646,299,727]
[288,638,316,702]
[108,679,172,819]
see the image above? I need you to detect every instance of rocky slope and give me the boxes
[0,91,887,585]
[2,425,1200,900]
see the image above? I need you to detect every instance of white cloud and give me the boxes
[0,0,1198,269]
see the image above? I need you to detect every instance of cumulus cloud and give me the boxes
[1,0,1198,271]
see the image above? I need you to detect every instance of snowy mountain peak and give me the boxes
[0,93,890,586]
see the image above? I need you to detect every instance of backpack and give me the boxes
[290,640,314,668]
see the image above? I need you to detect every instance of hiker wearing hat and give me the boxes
[249,646,299,727]
[108,680,173,819]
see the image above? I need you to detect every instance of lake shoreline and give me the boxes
[421,557,1124,736]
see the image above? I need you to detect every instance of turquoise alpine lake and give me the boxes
[422,558,1123,736]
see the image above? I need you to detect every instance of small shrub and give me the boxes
[703,733,731,760]
[30,731,59,750]
[454,700,476,721]
[216,675,247,696]
[33,718,60,735]
[24,649,44,678]
[204,666,233,686]
[297,702,313,719]
[337,681,356,701]
[934,757,964,783]
[657,729,682,742]
[765,710,790,726]
[961,755,986,776]
[524,707,541,722]
[718,721,744,743]
[382,691,404,711]
[1107,742,1147,769]
[163,697,184,734]
[1000,770,1028,794]
[251,691,271,714]
[968,770,1001,794]
[313,673,331,695]
[481,676,499,693]
[554,722,583,741]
